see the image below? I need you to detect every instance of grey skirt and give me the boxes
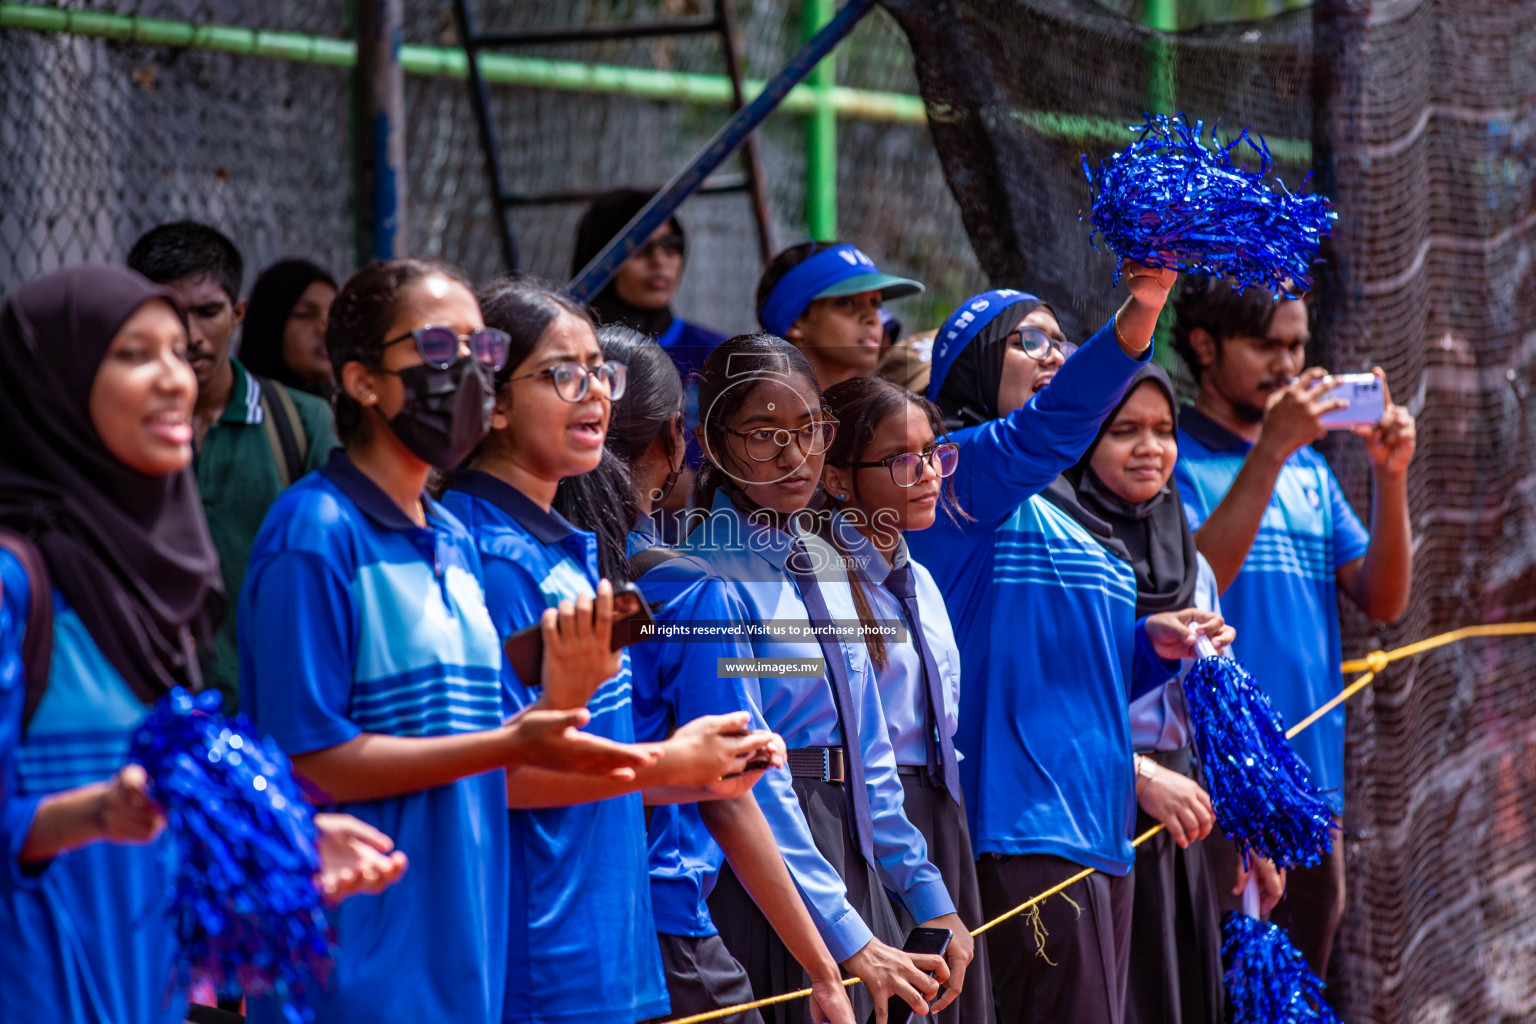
[708,778,903,1024]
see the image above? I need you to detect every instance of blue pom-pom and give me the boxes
[130,688,332,1023]
[1183,653,1334,872]
[1223,912,1341,1023]
[1081,113,1336,295]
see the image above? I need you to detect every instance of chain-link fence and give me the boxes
[0,0,980,336]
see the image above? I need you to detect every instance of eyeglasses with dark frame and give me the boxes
[381,325,511,372]
[1007,326,1077,363]
[852,442,960,487]
[722,418,840,462]
[504,360,628,403]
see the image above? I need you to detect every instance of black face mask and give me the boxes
[385,356,495,470]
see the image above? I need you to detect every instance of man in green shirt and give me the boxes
[128,222,338,711]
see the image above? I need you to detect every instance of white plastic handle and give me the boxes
[1241,873,1261,918]
[1195,633,1220,660]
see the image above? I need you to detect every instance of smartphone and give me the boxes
[866,926,952,1024]
[1317,372,1385,429]
[502,583,654,688]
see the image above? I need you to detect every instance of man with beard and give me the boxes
[128,221,337,715]
[1170,276,1416,994]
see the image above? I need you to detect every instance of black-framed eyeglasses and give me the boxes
[381,325,511,372]
[636,234,685,261]
[723,418,839,462]
[852,442,960,487]
[1007,326,1077,363]
[505,360,628,403]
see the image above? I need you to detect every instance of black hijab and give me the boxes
[1041,363,1198,617]
[239,258,337,395]
[572,188,684,338]
[933,296,1050,429]
[0,265,224,702]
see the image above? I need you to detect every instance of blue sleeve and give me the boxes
[699,581,877,961]
[1325,465,1371,569]
[1129,617,1180,703]
[948,319,1152,530]
[0,554,44,890]
[1173,460,1208,531]
[239,550,361,756]
[478,554,553,713]
[850,644,955,923]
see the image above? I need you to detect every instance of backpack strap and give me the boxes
[0,530,54,730]
[627,545,684,581]
[255,376,307,488]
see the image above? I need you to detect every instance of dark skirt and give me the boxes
[1124,808,1225,1024]
[708,778,903,1024]
[644,933,765,1024]
[893,775,996,1024]
[975,853,1134,1024]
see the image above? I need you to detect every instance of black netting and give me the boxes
[884,1,1536,1020]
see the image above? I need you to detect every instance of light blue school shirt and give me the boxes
[240,450,510,1024]
[626,518,767,939]
[1174,407,1370,814]
[1128,553,1221,752]
[0,551,185,1024]
[682,491,955,955]
[829,520,960,768]
[440,471,669,1024]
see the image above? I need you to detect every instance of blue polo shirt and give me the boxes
[627,519,771,939]
[0,552,184,1024]
[1173,407,1369,813]
[441,471,668,1024]
[240,450,510,1024]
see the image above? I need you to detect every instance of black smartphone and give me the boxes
[502,582,654,687]
[867,926,952,1024]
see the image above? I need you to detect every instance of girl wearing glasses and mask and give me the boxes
[439,278,776,1024]
[682,333,969,1024]
[910,271,1232,1024]
[241,260,656,1024]
[818,375,991,1024]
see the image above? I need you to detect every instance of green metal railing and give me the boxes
[0,0,1313,241]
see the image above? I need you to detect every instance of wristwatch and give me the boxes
[1135,754,1158,795]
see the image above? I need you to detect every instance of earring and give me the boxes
[837,493,848,501]
[360,391,375,404]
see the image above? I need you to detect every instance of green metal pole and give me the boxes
[802,0,837,241]
[1145,0,1177,115]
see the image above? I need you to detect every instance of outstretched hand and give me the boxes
[313,812,409,903]
[506,706,660,780]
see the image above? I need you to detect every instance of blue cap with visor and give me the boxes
[759,244,924,337]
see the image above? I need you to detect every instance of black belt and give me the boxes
[895,764,938,786]
[787,746,846,783]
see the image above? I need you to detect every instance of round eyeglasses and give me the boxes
[1007,326,1077,363]
[504,360,628,403]
[380,325,511,372]
[852,442,960,487]
[723,418,839,462]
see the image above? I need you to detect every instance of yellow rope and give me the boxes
[657,621,1536,1024]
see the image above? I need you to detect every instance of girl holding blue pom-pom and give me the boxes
[0,265,437,1024]
[908,263,1233,1024]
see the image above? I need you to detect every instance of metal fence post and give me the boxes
[354,0,405,262]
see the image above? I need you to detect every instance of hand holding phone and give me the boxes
[503,581,655,706]
[866,927,952,1024]
[1317,372,1386,429]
